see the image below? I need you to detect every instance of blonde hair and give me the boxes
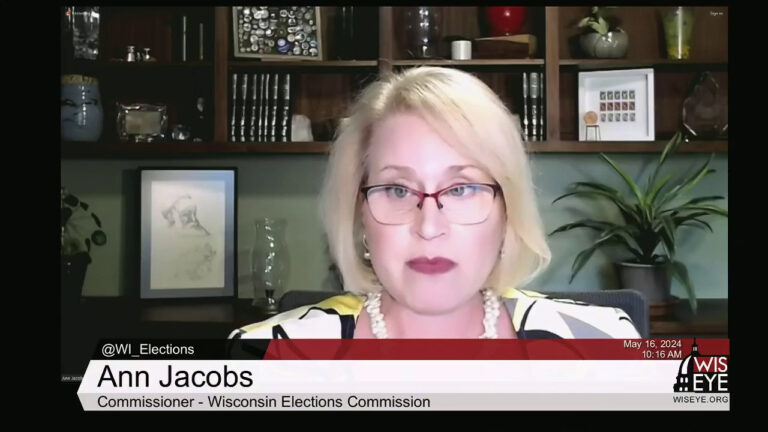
[319,67,551,295]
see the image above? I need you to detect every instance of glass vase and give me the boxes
[70,6,100,60]
[662,6,694,60]
[404,7,442,59]
[250,217,290,314]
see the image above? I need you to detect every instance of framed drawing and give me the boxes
[232,6,323,60]
[140,168,237,299]
[578,68,655,141]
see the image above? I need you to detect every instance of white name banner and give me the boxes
[76,360,729,411]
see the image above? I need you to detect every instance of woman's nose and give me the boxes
[414,195,448,240]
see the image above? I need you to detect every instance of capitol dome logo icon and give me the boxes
[673,338,728,393]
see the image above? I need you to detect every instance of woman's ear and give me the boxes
[357,192,369,228]
[503,230,520,261]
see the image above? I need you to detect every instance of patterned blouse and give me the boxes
[229,288,641,339]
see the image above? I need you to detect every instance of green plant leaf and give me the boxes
[673,211,710,219]
[571,181,621,194]
[672,212,713,230]
[600,153,645,205]
[660,215,677,257]
[658,235,673,261]
[683,195,725,206]
[569,229,621,283]
[657,154,715,209]
[552,190,621,206]
[610,230,644,260]
[664,210,710,223]
[553,189,641,225]
[549,219,614,235]
[653,132,684,183]
[646,174,673,209]
[596,17,609,34]
[651,215,675,262]
[551,220,643,261]
[577,17,592,27]
[80,201,90,211]
[679,219,713,232]
[570,247,600,284]
[667,260,697,314]
[663,204,728,218]
[571,182,642,224]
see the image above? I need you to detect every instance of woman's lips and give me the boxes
[406,257,457,274]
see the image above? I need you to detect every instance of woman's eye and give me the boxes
[386,186,410,198]
[448,185,473,196]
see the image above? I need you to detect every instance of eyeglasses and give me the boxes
[360,183,502,225]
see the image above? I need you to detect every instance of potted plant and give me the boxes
[550,131,727,313]
[577,6,628,58]
[61,187,107,304]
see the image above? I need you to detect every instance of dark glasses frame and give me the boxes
[360,182,502,210]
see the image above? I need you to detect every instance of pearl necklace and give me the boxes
[363,288,501,338]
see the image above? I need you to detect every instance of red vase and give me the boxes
[485,7,526,36]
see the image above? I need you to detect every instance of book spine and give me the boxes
[522,72,529,140]
[260,74,270,141]
[530,72,539,141]
[539,72,545,140]
[230,73,237,142]
[281,74,291,142]
[199,23,204,61]
[181,15,187,62]
[239,73,248,142]
[270,72,278,142]
[249,73,259,142]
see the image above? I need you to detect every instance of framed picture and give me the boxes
[140,168,237,299]
[117,103,168,143]
[232,6,323,60]
[578,68,655,141]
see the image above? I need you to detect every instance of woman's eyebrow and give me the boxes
[379,165,415,174]
[378,164,479,174]
[446,164,481,173]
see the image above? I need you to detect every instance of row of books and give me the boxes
[522,72,545,142]
[230,72,292,142]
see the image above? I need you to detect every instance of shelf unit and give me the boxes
[392,59,544,66]
[559,59,728,69]
[61,6,729,158]
[61,141,331,157]
[60,139,728,158]
[228,60,378,68]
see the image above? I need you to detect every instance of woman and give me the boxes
[230,67,640,340]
